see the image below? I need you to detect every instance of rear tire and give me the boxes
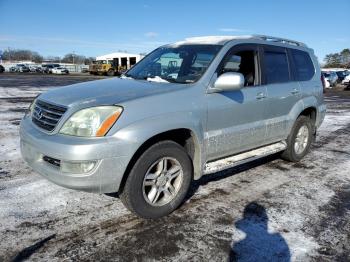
[120,141,193,219]
[281,116,313,162]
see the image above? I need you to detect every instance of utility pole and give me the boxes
[8,47,11,62]
[72,51,76,72]
[72,51,75,64]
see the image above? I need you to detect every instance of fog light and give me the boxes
[61,160,97,174]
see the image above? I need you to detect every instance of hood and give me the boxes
[39,77,183,108]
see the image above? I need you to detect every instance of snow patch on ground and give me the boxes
[1,78,350,261]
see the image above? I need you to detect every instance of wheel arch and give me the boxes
[118,128,202,194]
[299,106,317,124]
[287,96,319,139]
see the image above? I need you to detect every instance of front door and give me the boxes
[205,44,268,161]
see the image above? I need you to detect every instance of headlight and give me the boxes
[59,106,123,137]
[26,98,37,117]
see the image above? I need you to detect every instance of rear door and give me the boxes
[261,45,300,143]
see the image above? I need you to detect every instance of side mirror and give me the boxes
[213,72,244,92]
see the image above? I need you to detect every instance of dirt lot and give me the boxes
[0,74,349,261]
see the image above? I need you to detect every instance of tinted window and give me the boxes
[336,71,344,77]
[291,49,314,81]
[264,51,290,84]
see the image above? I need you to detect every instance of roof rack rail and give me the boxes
[251,35,307,47]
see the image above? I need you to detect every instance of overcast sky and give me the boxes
[0,0,349,61]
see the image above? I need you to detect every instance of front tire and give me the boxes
[281,116,313,162]
[120,141,193,219]
[107,69,115,76]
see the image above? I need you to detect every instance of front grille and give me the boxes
[32,100,67,131]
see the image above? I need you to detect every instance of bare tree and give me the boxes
[2,49,43,63]
[62,53,86,64]
[45,56,61,63]
[1,48,101,65]
[84,57,95,65]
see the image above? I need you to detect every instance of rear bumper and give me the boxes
[20,116,133,193]
[316,104,326,128]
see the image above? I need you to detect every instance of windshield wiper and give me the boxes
[123,74,184,84]
[147,75,187,84]
[121,73,135,79]
[161,77,184,83]
[146,76,170,83]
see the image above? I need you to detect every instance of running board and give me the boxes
[204,141,287,175]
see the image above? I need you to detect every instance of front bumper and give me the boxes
[20,116,133,193]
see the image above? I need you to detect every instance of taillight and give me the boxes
[321,74,326,93]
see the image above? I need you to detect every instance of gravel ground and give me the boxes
[0,74,349,261]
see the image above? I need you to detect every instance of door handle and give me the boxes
[291,88,299,94]
[256,92,266,100]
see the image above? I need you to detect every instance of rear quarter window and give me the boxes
[291,49,315,81]
[264,51,290,84]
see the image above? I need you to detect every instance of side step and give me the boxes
[204,141,287,175]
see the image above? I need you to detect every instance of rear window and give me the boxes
[264,51,290,84]
[336,71,344,77]
[291,49,315,81]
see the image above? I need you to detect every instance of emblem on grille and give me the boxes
[34,108,43,119]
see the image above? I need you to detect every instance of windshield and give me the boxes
[125,45,222,83]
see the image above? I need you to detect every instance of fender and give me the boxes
[287,96,318,134]
[114,111,205,179]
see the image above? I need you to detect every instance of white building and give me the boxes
[95,52,144,69]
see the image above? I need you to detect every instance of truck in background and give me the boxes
[89,52,144,76]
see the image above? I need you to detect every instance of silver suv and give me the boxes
[20,35,326,218]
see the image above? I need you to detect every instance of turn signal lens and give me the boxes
[96,111,122,137]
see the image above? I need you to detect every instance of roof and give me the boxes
[96,52,143,61]
[174,35,253,45]
[172,35,307,48]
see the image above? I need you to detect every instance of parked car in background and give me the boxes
[20,35,326,219]
[19,64,30,72]
[0,65,4,73]
[321,73,330,89]
[321,72,332,88]
[342,72,350,86]
[52,67,69,74]
[42,64,60,74]
[9,64,30,73]
[322,71,338,87]
[336,71,348,83]
[29,65,42,73]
